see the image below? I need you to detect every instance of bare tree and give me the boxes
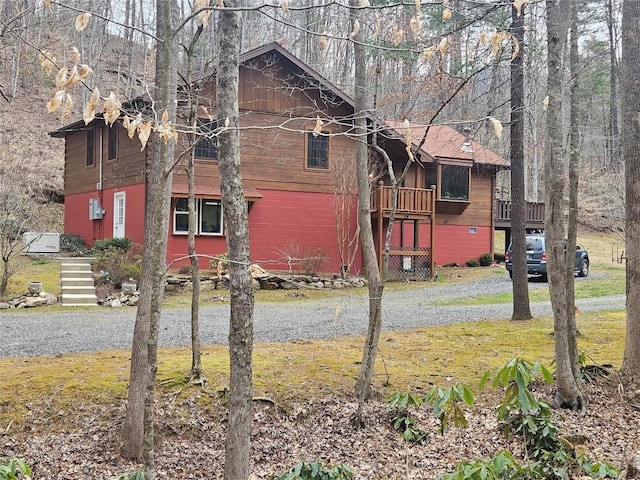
[351,1,384,425]
[0,171,36,297]
[217,3,255,478]
[621,0,640,388]
[545,0,585,411]
[509,1,532,321]
[122,2,179,476]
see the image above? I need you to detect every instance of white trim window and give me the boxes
[173,198,223,235]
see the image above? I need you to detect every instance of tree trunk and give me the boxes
[184,25,204,383]
[351,2,384,425]
[621,0,640,388]
[122,1,178,472]
[510,1,532,321]
[607,0,620,167]
[566,0,582,390]
[545,0,585,412]
[217,3,255,479]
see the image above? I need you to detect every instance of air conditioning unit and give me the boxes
[23,232,60,253]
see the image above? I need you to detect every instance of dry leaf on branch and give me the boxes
[350,19,360,39]
[409,16,421,35]
[438,37,448,57]
[124,113,143,139]
[319,31,328,50]
[513,0,528,17]
[359,0,370,7]
[414,0,422,16]
[46,90,66,114]
[55,67,68,89]
[422,45,437,61]
[193,0,211,28]
[63,65,81,88]
[71,47,81,64]
[373,13,381,38]
[491,31,506,58]
[102,92,121,126]
[543,95,549,111]
[38,51,56,76]
[83,87,100,125]
[281,0,289,14]
[138,122,152,150]
[488,116,503,140]
[312,116,323,137]
[79,64,93,80]
[443,7,452,22]
[43,0,52,10]
[75,12,92,32]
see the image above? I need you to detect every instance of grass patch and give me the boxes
[0,310,625,434]
[437,261,625,306]
[3,257,61,299]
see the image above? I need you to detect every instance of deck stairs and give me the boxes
[58,257,98,306]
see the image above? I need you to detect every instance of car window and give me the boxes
[525,237,544,251]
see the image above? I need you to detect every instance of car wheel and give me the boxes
[509,270,513,280]
[578,258,589,277]
[541,273,548,282]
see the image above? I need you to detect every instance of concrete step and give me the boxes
[61,278,96,287]
[61,293,99,306]
[59,257,98,307]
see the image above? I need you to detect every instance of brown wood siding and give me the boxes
[172,112,356,195]
[435,169,494,227]
[64,123,147,196]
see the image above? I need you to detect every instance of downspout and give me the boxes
[98,126,104,241]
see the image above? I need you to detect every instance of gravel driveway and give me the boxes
[0,273,624,357]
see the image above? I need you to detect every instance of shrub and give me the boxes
[479,252,493,266]
[59,233,91,256]
[178,265,191,275]
[269,461,353,480]
[465,259,480,267]
[300,245,329,275]
[94,237,132,253]
[95,243,142,288]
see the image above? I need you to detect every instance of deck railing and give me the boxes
[371,185,435,215]
[496,199,545,224]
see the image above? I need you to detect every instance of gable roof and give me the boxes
[239,42,355,110]
[385,121,510,168]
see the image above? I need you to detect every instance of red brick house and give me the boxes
[50,42,509,277]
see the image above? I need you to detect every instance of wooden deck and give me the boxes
[370,185,435,218]
[494,199,545,230]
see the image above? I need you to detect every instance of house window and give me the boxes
[195,119,217,159]
[173,198,223,235]
[306,132,329,169]
[86,128,95,167]
[441,165,470,201]
[108,124,118,160]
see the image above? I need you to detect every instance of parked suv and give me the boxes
[505,234,589,280]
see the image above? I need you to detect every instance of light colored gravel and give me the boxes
[0,272,624,357]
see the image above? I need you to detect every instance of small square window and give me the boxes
[306,132,328,169]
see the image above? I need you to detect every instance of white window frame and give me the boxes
[173,198,224,236]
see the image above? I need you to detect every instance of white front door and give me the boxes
[113,192,126,238]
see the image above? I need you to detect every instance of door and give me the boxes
[113,192,126,238]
